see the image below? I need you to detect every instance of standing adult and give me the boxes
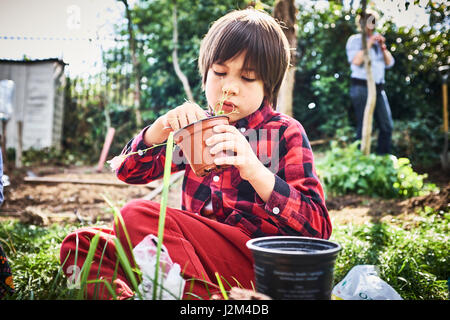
[346,9,395,155]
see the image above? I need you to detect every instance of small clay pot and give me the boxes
[173,116,230,177]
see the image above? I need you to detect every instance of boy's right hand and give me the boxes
[144,102,207,146]
[161,101,207,131]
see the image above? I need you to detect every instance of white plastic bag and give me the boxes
[332,265,402,300]
[133,234,185,300]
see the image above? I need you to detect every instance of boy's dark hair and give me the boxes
[198,8,291,107]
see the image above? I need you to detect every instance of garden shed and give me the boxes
[0,58,66,166]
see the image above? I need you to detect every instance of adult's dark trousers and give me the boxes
[350,81,393,155]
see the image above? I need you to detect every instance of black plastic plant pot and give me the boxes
[246,236,342,300]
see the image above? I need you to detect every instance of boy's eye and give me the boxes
[242,76,256,82]
[213,71,226,77]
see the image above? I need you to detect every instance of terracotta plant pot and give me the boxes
[173,115,230,177]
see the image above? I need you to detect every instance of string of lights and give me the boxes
[0,34,152,42]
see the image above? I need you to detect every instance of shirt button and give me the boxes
[272,207,280,214]
[240,127,246,133]
[213,175,220,182]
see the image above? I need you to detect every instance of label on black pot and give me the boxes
[273,270,324,281]
[254,264,334,300]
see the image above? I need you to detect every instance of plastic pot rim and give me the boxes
[246,236,342,257]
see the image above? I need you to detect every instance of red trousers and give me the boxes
[60,199,254,300]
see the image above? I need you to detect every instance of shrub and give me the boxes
[315,141,437,198]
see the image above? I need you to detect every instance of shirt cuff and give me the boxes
[264,175,290,217]
[133,125,166,157]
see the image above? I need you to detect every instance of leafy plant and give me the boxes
[209,89,238,117]
[316,141,437,198]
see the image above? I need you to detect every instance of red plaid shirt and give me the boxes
[116,100,332,239]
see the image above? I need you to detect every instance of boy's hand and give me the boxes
[206,124,262,181]
[161,101,207,131]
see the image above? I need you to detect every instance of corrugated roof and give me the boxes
[0,58,67,65]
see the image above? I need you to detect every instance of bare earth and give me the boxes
[1,165,183,225]
[1,165,448,227]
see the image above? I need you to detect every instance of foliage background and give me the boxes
[59,0,449,169]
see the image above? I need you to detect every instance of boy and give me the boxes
[60,8,331,300]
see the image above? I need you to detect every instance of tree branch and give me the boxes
[121,0,143,127]
[172,0,195,103]
[360,0,377,155]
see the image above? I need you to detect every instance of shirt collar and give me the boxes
[234,97,274,130]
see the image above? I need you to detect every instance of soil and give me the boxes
[0,164,448,227]
[0,165,183,226]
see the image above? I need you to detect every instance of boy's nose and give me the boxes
[222,82,239,96]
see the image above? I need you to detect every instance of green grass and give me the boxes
[0,221,79,299]
[0,206,448,300]
[330,207,449,300]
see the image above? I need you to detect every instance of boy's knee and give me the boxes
[59,227,93,266]
[120,199,144,218]
[120,198,154,218]
[115,199,161,233]
[60,233,74,264]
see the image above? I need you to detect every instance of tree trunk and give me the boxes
[172,0,195,103]
[273,0,297,116]
[121,0,143,127]
[360,0,377,155]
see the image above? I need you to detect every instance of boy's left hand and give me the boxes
[206,124,261,181]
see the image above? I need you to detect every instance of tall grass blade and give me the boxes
[103,196,136,257]
[48,250,71,299]
[111,258,120,294]
[93,238,110,299]
[76,232,100,299]
[87,279,117,300]
[153,132,174,300]
[113,237,143,300]
[102,194,142,284]
[215,272,229,300]
[184,292,204,300]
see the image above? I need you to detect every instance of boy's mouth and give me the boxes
[220,101,236,113]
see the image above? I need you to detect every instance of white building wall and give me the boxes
[0,60,64,151]
[22,63,54,150]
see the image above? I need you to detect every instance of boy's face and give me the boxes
[205,51,265,124]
